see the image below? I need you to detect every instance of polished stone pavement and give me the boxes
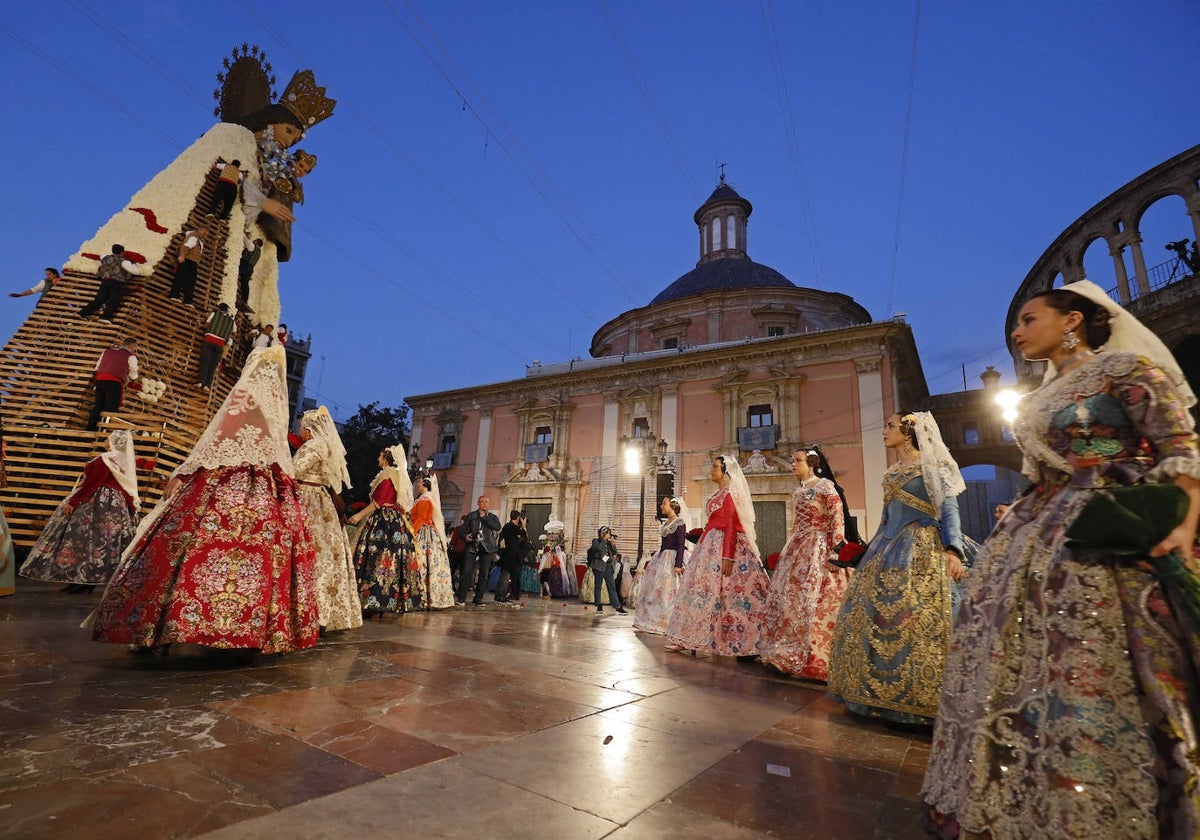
[0,582,932,839]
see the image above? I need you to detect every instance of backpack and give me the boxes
[97,254,127,281]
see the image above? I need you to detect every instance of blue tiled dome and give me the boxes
[650,257,795,305]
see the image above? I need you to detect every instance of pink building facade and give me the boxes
[407,182,929,562]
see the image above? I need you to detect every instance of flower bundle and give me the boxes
[133,378,167,403]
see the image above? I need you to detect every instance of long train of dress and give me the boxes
[296,484,362,631]
[21,487,136,585]
[92,464,319,653]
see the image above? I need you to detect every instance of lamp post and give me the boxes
[623,435,674,567]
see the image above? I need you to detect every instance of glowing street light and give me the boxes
[995,388,1021,424]
[623,442,643,475]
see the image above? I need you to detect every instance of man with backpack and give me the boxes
[79,244,147,323]
[587,526,627,614]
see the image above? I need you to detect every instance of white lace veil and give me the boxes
[426,473,449,552]
[674,495,692,531]
[176,346,294,477]
[100,428,140,508]
[722,453,758,552]
[1053,279,1196,407]
[300,405,351,491]
[388,443,414,509]
[911,411,965,519]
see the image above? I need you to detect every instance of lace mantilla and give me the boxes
[177,347,294,477]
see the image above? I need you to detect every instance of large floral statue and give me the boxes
[65,45,335,321]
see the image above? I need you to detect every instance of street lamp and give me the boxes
[995,389,1021,424]
[623,435,674,566]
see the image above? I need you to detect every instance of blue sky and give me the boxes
[1,0,1197,421]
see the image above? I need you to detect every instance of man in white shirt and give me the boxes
[252,324,275,349]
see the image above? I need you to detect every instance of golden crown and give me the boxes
[279,69,336,129]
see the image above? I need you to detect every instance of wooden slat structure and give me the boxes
[0,169,255,547]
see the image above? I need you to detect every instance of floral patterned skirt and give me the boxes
[759,532,851,681]
[409,524,455,609]
[665,529,770,656]
[92,465,319,654]
[21,488,137,585]
[827,522,952,724]
[922,486,1200,839]
[352,508,412,614]
[297,485,362,631]
[633,548,682,634]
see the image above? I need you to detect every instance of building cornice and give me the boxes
[407,321,918,413]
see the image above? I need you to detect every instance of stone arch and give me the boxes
[1132,193,1195,292]
[1080,234,1116,291]
[1006,144,1200,382]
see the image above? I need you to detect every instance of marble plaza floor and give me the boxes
[1,583,932,839]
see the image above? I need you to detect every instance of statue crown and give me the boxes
[279,69,336,129]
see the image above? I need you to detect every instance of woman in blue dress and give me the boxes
[827,410,967,725]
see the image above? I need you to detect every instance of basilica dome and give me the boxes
[590,180,872,358]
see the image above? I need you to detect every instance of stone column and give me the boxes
[1107,240,1131,304]
[659,384,678,449]
[1129,234,1151,297]
[856,357,885,536]
[471,408,492,503]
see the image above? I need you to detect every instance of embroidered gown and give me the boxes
[827,462,962,724]
[922,352,1200,839]
[539,547,575,597]
[633,516,687,634]
[293,440,362,631]
[408,496,455,609]
[352,475,413,614]
[92,463,320,653]
[665,487,771,656]
[760,478,850,681]
[21,457,138,585]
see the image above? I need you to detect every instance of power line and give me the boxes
[9,10,563,369]
[595,0,701,203]
[64,0,210,109]
[390,0,645,304]
[0,21,183,150]
[231,0,604,328]
[885,0,922,315]
[760,0,824,285]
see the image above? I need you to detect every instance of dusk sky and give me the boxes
[1,0,1197,422]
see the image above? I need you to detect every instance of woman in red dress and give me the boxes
[91,346,320,656]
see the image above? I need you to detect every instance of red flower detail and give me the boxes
[129,207,169,233]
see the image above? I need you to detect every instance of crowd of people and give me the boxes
[7,276,1200,837]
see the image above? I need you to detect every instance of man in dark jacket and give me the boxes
[457,495,501,606]
[494,510,528,603]
[587,526,626,614]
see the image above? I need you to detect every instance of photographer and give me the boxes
[495,510,528,604]
[457,495,501,606]
[586,526,627,615]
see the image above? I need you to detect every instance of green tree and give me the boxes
[340,401,411,503]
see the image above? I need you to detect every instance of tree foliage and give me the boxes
[340,401,411,502]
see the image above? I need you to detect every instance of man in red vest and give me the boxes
[196,303,234,390]
[87,336,139,431]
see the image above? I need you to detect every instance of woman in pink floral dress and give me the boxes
[760,449,851,681]
[665,455,770,657]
